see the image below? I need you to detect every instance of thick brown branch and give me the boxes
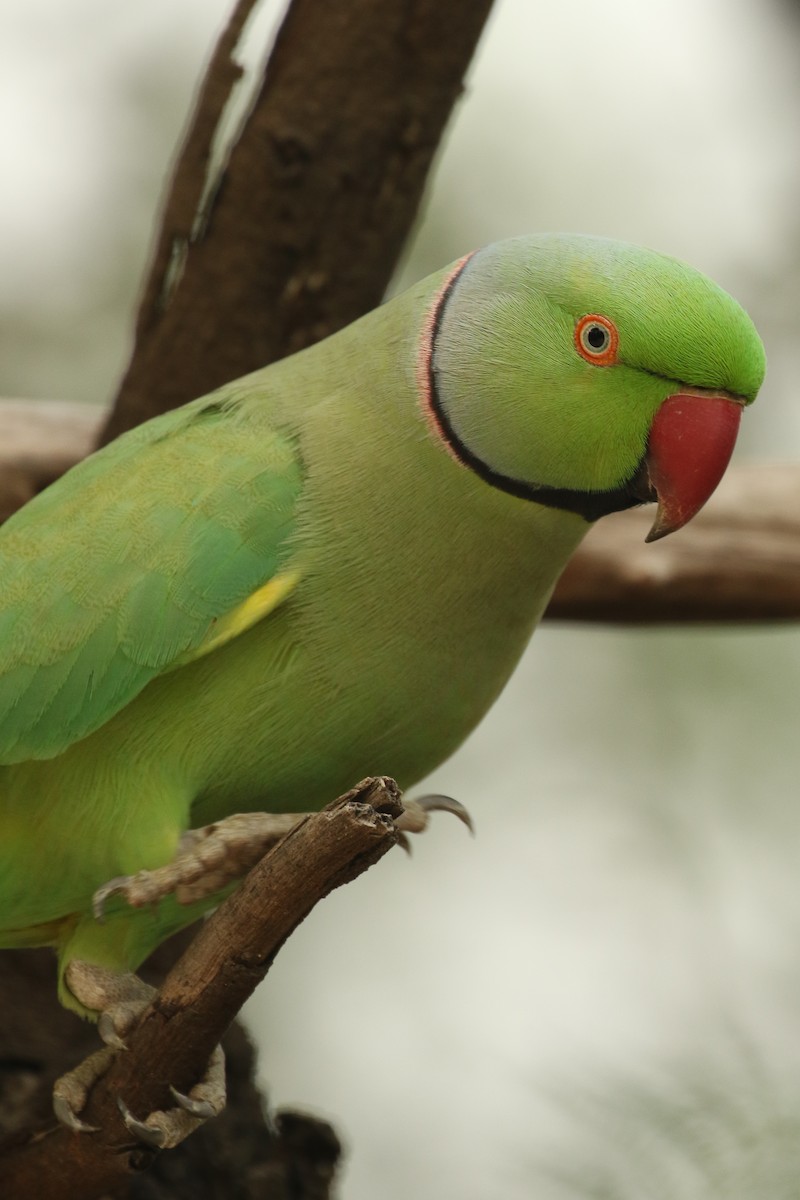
[0,778,402,1200]
[102,0,496,441]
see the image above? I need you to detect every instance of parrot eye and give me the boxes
[574,314,619,366]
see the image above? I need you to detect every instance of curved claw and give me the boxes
[395,831,413,855]
[53,1093,99,1134]
[395,793,475,838]
[169,1085,220,1121]
[415,794,475,834]
[118,1095,166,1149]
[98,1011,129,1051]
[92,876,130,922]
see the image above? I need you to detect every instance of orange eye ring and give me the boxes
[574,314,619,366]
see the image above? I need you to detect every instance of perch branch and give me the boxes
[0,777,403,1200]
[0,400,102,520]
[102,0,497,441]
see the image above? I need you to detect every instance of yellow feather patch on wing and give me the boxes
[173,568,301,667]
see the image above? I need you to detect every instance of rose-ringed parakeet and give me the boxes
[0,235,764,1143]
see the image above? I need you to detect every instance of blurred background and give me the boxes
[2,1,800,1196]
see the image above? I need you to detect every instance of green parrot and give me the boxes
[0,235,764,1142]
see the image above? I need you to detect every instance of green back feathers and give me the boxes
[0,395,302,763]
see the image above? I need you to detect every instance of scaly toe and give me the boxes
[53,1045,115,1134]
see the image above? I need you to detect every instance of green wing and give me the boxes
[0,392,302,764]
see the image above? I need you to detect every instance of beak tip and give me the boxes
[644,503,674,543]
[644,526,668,544]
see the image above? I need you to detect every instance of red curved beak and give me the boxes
[645,392,743,542]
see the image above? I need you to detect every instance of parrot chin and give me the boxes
[643,391,744,543]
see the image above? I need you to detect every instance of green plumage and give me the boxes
[0,235,765,1014]
[0,401,300,761]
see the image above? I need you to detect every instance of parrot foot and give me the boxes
[394,793,474,851]
[92,811,305,919]
[56,962,227,1148]
[90,793,473,920]
[53,962,154,1131]
[66,960,156,1048]
[53,1046,114,1133]
[116,1045,226,1149]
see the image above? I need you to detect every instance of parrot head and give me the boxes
[419,235,765,539]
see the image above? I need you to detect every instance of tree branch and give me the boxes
[0,778,402,1200]
[131,0,261,348]
[0,400,102,520]
[102,0,497,442]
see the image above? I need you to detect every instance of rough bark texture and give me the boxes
[0,781,401,1199]
[103,0,497,441]
[128,0,260,354]
[0,951,341,1200]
